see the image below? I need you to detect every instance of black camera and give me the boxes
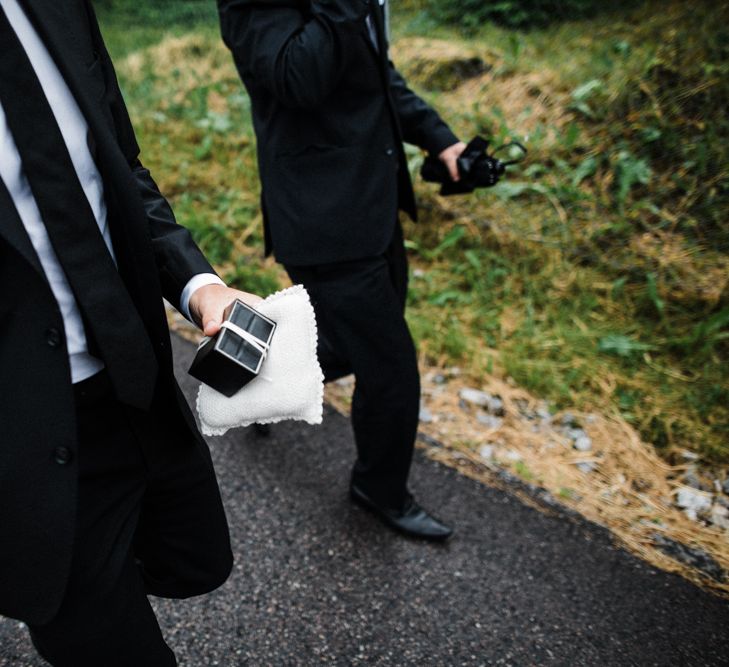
[421,136,526,196]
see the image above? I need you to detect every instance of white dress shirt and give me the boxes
[0,0,221,383]
[366,0,388,49]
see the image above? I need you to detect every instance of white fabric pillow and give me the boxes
[196,284,324,436]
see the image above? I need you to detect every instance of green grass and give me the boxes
[96,0,729,464]
[95,0,217,55]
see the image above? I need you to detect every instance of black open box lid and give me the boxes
[189,300,276,397]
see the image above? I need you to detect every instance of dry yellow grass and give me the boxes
[123,34,236,95]
[630,232,729,307]
[325,371,729,597]
[393,37,574,147]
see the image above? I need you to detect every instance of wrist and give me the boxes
[189,284,227,326]
[180,273,225,324]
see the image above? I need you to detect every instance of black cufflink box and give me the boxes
[188,300,276,397]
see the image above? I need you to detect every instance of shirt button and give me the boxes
[53,447,73,465]
[385,148,394,156]
[46,327,62,348]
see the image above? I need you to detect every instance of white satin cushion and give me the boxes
[196,285,324,436]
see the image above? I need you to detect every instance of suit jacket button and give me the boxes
[385,148,394,156]
[53,446,73,465]
[46,327,62,348]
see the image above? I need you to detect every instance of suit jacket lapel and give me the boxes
[0,0,100,278]
[369,1,389,70]
[0,1,52,278]
[367,2,406,140]
[0,176,46,278]
[16,0,107,134]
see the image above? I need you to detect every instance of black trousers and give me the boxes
[286,223,420,510]
[28,371,233,667]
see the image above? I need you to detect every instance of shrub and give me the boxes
[427,0,607,29]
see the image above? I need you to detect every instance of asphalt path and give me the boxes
[2,333,728,666]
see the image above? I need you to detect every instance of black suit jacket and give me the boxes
[218,0,458,266]
[0,0,217,625]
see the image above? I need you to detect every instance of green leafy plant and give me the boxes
[598,335,656,358]
[613,150,652,213]
[569,79,604,119]
[426,0,611,29]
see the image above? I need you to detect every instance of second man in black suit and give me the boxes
[218,0,465,540]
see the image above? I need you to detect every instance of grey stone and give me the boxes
[684,508,698,522]
[710,505,729,530]
[573,435,593,452]
[723,478,729,495]
[459,388,491,408]
[419,405,434,424]
[476,412,503,430]
[576,462,596,474]
[487,396,505,416]
[479,444,496,460]
[683,471,702,490]
[561,412,578,428]
[683,471,714,493]
[675,487,712,514]
[680,449,700,461]
[712,515,729,530]
[651,534,726,582]
[433,374,447,385]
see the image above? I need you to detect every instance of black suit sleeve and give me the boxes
[130,161,218,309]
[387,63,459,156]
[218,0,371,109]
[84,0,218,310]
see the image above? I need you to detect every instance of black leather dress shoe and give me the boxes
[350,484,453,542]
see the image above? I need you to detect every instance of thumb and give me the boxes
[203,318,221,337]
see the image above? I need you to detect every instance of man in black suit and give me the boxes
[0,0,261,664]
[218,0,465,540]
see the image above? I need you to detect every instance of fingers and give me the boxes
[438,142,467,183]
[241,291,264,306]
[446,157,460,182]
[194,288,264,337]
